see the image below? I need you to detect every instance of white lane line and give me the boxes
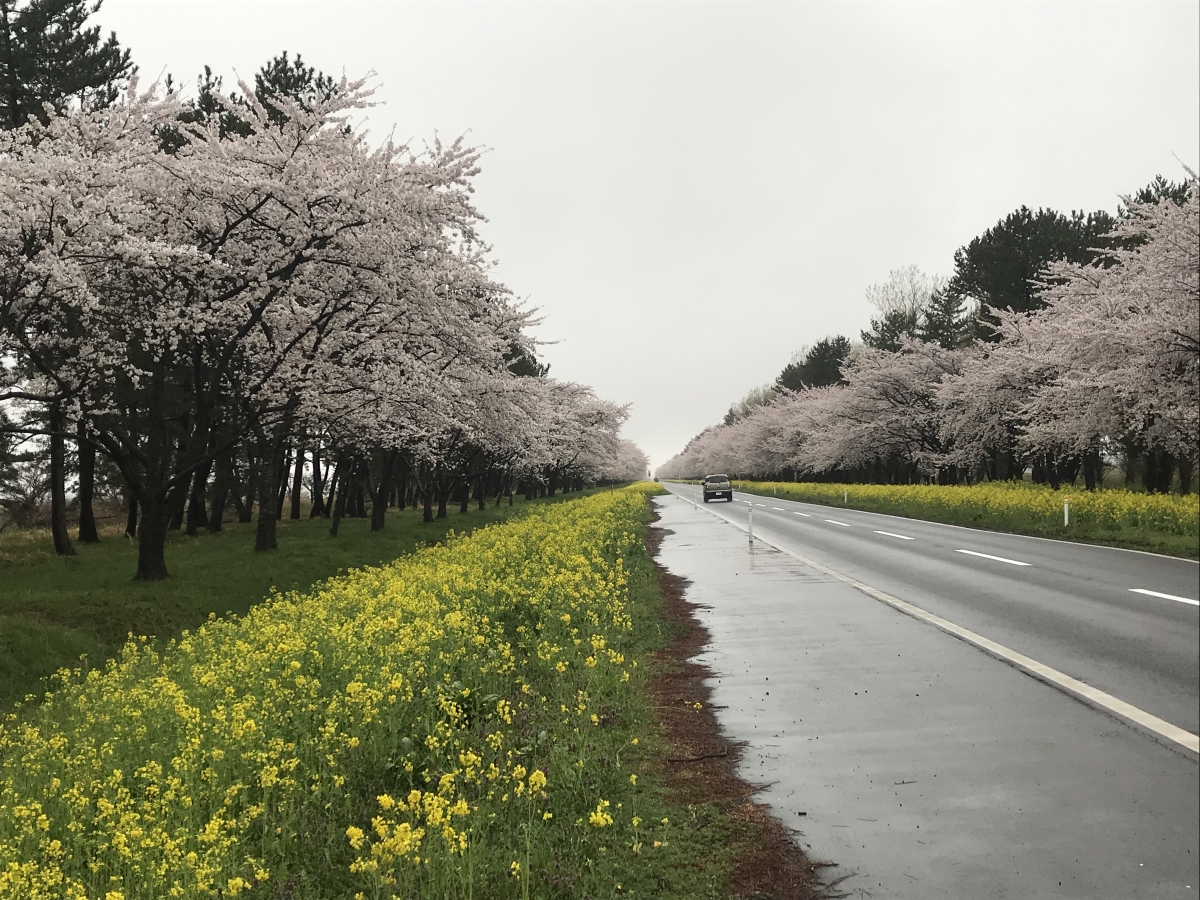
[875,530,914,541]
[709,517,1199,755]
[1130,588,1200,607]
[772,507,786,511]
[825,519,852,527]
[956,548,1030,567]
[794,512,811,517]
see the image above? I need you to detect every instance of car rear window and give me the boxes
[705,475,729,483]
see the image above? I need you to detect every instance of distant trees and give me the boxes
[660,176,1199,493]
[776,336,852,391]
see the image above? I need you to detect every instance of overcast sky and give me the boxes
[99,0,1199,471]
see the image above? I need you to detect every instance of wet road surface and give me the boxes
[665,482,1200,738]
[652,490,1199,899]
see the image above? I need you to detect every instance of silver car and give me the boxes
[702,474,733,502]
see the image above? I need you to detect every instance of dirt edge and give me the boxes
[644,510,834,899]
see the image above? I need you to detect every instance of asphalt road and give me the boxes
[664,482,1200,737]
[652,489,1200,898]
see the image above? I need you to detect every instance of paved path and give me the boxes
[652,491,1199,899]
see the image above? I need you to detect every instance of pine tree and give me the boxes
[0,0,132,129]
[918,288,972,349]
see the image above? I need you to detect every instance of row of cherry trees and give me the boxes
[660,179,1198,492]
[0,79,647,579]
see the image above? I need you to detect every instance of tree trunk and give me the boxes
[1144,450,1159,494]
[275,446,292,520]
[185,458,212,536]
[1154,451,1175,494]
[459,476,470,514]
[369,450,397,533]
[134,492,169,580]
[124,488,138,538]
[1178,456,1194,495]
[329,453,350,537]
[208,450,232,533]
[422,489,433,523]
[309,445,324,517]
[255,435,287,552]
[290,442,304,519]
[1083,447,1100,491]
[239,457,257,523]
[77,420,99,543]
[48,401,75,556]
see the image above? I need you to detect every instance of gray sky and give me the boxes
[100,0,1200,470]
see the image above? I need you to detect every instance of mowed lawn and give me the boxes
[0,491,600,707]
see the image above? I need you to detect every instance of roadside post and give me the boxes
[1064,496,1070,527]
[748,502,754,545]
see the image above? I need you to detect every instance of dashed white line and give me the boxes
[874,530,914,541]
[794,512,811,517]
[772,507,785,511]
[825,519,852,527]
[727,525,1199,754]
[1130,588,1199,607]
[956,549,1030,567]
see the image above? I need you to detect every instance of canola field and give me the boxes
[729,480,1199,553]
[0,485,681,899]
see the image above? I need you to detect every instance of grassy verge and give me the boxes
[719,479,1199,559]
[0,486,752,899]
[0,490,604,707]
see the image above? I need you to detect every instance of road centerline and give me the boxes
[955,548,1030,567]
[794,512,811,517]
[825,519,852,527]
[874,530,914,541]
[1130,588,1200,607]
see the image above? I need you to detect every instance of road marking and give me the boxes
[701,513,1200,755]
[875,530,914,541]
[956,549,1030,567]
[1130,588,1200,607]
[772,507,785,511]
[794,512,811,517]
[825,519,852,527]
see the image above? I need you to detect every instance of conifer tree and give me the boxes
[0,0,131,129]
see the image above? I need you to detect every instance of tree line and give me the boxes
[662,175,1198,493]
[0,2,648,580]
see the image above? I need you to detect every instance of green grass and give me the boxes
[0,491,606,707]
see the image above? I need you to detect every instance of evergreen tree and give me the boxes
[0,0,132,129]
[917,288,973,349]
[255,51,337,127]
[775,335,851,390]
[860,306,920,352]
[947,205,1116,341]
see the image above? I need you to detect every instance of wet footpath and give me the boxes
[651,494,1199,899]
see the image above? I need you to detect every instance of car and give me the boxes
[702,474,733,502]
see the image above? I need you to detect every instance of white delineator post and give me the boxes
[748,503,754,545]
[1064,496,1070,527]
[844,489,848,504]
